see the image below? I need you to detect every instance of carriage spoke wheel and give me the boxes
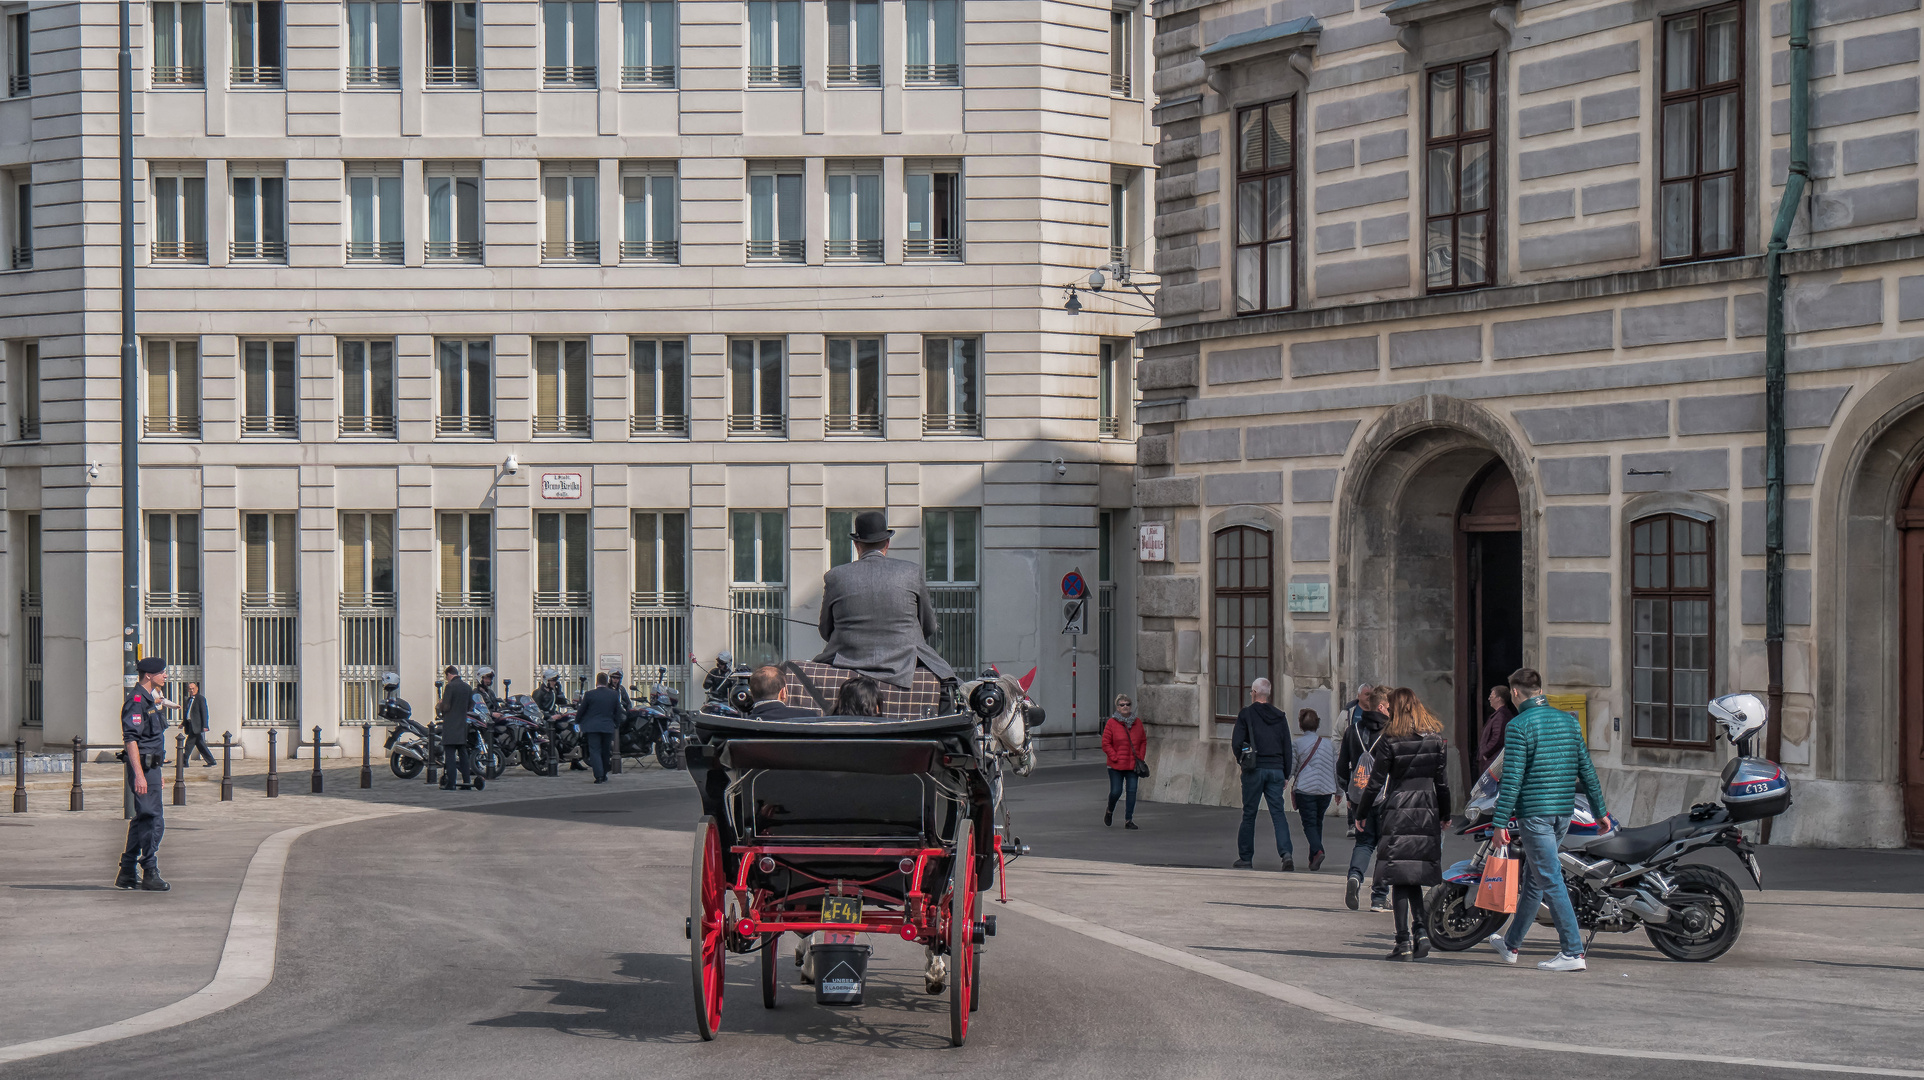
[760,932,780,1009]
[690,818,727,1039]
[948,819,976,1047]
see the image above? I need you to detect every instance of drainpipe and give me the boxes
[1762,0,1810,809]
[120,0,141,686]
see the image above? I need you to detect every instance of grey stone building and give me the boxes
[1136,0,1924,845]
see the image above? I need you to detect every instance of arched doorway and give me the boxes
[1898,464,1924,845]
[1457,464,1523,768]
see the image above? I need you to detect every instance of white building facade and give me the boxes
[0,0,1154,755]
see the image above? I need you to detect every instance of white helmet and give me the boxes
[1708,692,1767,745]
[475,666,494,679]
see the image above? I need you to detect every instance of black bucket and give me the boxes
[810,943,872,1006]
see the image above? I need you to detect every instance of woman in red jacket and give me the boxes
[1102,695,1147,829]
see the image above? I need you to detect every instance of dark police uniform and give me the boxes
[119,659,171,890]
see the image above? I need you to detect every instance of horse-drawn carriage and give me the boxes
[682,663,1037,1046]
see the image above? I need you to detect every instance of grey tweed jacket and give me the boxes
[814,551,956,687]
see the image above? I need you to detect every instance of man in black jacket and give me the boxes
[180,682,216,766]
[747,665,823,721]
[1231,677,1296,871]
[575,672,623,783]
[437,666,478,791]
[1336,686,1389,911]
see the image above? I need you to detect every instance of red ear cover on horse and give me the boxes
[1018,667,1037,694]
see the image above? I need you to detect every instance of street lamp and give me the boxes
[1063,288,1082,316]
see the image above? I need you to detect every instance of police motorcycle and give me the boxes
[465,692,508,782]
[502,692,558,774]
[609,668,685,770]
[1425,692,1787,962]
[378,673,435,780]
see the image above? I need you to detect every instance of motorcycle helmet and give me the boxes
[475,665,494,680]
[379,671,401,692]
[1708,692,1767,745]
[651,684,679,707]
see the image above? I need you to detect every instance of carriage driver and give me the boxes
[815,511,955,688]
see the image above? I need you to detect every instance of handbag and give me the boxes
[1133,757,1150,778]
[1474,839,1521,914]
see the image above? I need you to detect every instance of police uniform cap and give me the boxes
[136,656,167,675]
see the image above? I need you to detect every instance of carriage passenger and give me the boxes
[747,665,822,721]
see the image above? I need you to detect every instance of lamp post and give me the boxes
[119,0,141,689]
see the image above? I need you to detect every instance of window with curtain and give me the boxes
[1631,514,1716,747]
[1212,526,1272,720]
[544,0,597,85]
[1109,7,1132,96]
[536,512,591,604]
[439,512,493,603]
[747,0,801,86]
[905,164,960,258]
[426,162,482,260]
[534,338,591,437]
[340,339,395,437]
[1098,338,1128,438]
[828,0,879,85]
[622,0,676,86]
[826,337,881,435]
[1424,56,1495,292]
[542,162,599,261]
[151,164,207,261]
[151,2,205,86]
[230,163,287,260]
[346,0,399,85]
[633,511,688,601]
[923,335,979,435]
[148,512,202,603]
[347,162,403,262]
[7,10,28,97]
[8,172,29,270]
[229,1,283,85]
[426,1,478,84]
[746,165,803,260]
[1660,2,1743,262]
[631,338,688,435]
[826,164,882,260]
[826,508,882,568]
[904,0,958,84]
[340,512,396,602]
[145,339,201,438]
[1234,98,1295,314]
[436,338,493,436]
[924,508,979,672]
[9,340,38,440]
[621,162,678,261]
[244,512,299,605]
[241,339,297,438]
[728,338,785,435]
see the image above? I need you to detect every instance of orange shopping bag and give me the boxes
[1474,842,1520,914]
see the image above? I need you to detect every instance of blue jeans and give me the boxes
[1238,768,1293,862]
[1347,802,1389,903]
[1292,792,1332,855]
[1503,815,1585,957]
[1106,768,1137,819]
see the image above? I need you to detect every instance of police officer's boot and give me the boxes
[115,866,139,890]
[140,866,171,892]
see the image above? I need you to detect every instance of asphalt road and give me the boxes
[2,764,1912,1080]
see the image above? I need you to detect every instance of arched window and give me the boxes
[1212,525,1272,721]
[1630,513,1714,747]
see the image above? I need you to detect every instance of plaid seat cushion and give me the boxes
[781,661,946,720]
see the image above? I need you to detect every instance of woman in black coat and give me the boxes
[1358,687,1452,960]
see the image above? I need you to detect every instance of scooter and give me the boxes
[377,673,433,780]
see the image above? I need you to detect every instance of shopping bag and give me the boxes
[1474,844,1520,913]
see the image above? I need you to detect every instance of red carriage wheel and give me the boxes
[948,818,975,1047]
[761,932,780,1009]
[690,817,726,1040]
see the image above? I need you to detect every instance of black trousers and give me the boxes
[1391,883,1428,942]
[442,742,472,785]
[120,764,165,872]
[584,731,615,781]
[184,727,216,765]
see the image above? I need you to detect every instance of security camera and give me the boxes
[86,461,102,479]
[504,453,519,475]
[1054,458,1067,476]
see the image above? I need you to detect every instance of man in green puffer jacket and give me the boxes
[1485,667,1608,974]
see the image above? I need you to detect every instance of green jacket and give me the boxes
[1491,695,1608,823]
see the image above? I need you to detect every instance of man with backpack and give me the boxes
[1231,678,1296,870]
[1337,685,1390,911]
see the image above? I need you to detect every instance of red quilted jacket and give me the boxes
[1102,716,1146,771]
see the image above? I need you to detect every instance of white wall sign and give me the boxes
[1138,522,1166,562]
[541,472,584,500]
[1287,582,1331,613]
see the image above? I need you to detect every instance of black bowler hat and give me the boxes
[850,511,894,544]
[136,656,167,675]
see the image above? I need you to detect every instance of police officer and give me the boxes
[117,656,172,891]
[532,668,564,717]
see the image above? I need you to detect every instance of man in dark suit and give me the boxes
[180,682,216,766]
[576,671,623,783]
[815,511,955,688]
[747,665,822,720]
[437,665,478,791]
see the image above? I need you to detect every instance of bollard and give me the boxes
[266,729,280,798]
[425,729,440,786]
[13,736,24,813]
[360,724,373,789]
[70,736,84,811]
[173,732,186,807]
[311,725,324,794]
[610,740,622,775]
[220,732,234,802]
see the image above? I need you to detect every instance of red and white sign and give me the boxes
[1139,522,1166,562]
[540,472,583,500]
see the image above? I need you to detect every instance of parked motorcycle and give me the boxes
[1425,692,1787,962]
[466,693,507,781]
[377,673,433,780]
[635,684,685,770]
[503,694,556,774]
[548,701,585,771]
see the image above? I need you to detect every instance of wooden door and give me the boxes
[1899,465,1924,846]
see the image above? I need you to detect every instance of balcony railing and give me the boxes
[542,240,599,262]
[827,63,881,86]
[151,240,209,261]
[904,62,959,85]
[8,74,30,96]
[426,239,483,261]
[1110,71,1132,96]
[1099,415,1121,438]
[346,239,404,262]
[930,586,978,675]
[21,590,42,726]
[152,65,205,87]
[923,412,981,436]
[747,63,801,86]
[9,246,30,271]
[340,414,396,437]
[241,414,299,438]
[543,65,597,86]
[435,414,493,437]
[727,413,785,436]
[427,64,478,85]
[826,412,882,436]
[825,238,882,261]
[621,64,675,87]
[533,414,590,438]
[145,415,202,438]
[630,413,688,437]
[632,592,691,702]
[438,592,494,675]
[729,587,786,669]
[620,239,678,262]
[230,64,283,86]
[14,416,38,440]
[231,240,287,261]
[745,239,803,261]
[903,237,961,260]
[346,65,400,86]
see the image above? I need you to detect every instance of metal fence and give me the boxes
[930,586,978,676]
[341,593,396,724]
[534,595,592,699]
[242,596,299,726]
[437,593,494,678]
[146,593,204,727]
[729,588,787,669]
[20,591,42,727]
[632,592,691,702]
[1098,584,1116,713]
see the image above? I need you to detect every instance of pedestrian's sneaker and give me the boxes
[1124,820,1139,830]
[1279,858,1294,872]
[1538,952,1586,972]
[1308,851,1325,872]
[1487,934,1519,964]
[1368,898,1389,913]
[1104,809,1112,826]
[1232,859,1254,869]
[1344,874,1362,910]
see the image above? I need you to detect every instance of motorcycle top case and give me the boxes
[1721,756,1791,822]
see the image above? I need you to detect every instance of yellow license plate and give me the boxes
[821,896,862,924]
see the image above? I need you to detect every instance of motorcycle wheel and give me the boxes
[1423,883,1506,952]
[1645,865,1744,962]
[479,748,506,781]
[519,748,543,774]
[656,743,682,771]
[389,749,423,781]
